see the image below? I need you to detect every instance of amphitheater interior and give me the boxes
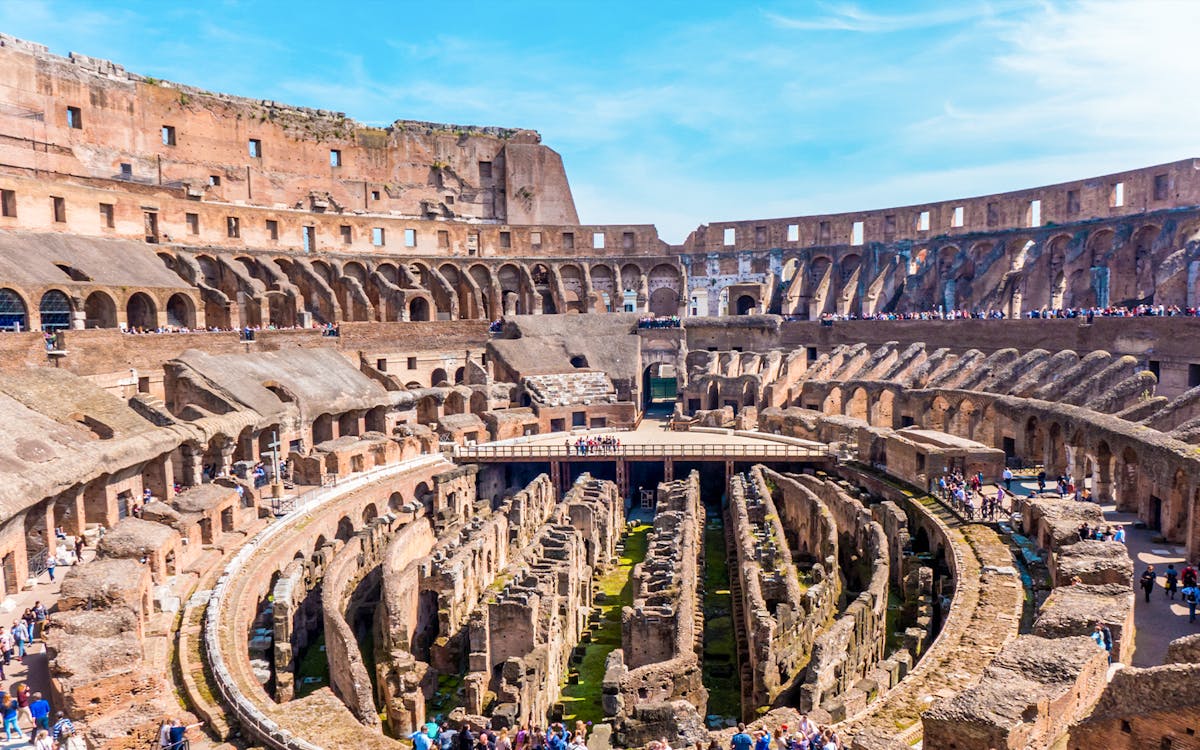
[2,32,1200,750]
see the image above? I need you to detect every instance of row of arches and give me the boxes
[0,287,198,332]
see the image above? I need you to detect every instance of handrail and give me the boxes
[454,443,832,459]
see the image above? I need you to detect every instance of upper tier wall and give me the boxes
[683,158,1200,252]
[0,34,578,225]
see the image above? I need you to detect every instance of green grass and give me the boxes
[702,517,741,721]
[294,633,330,698]
[559,522,652,724]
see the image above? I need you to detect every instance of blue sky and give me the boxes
[2,0,1197,242]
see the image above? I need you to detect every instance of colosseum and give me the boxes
[0,31,1198,750]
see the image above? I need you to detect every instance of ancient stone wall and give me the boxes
[606,472,707,747]
[463,475,624,727]
[745,468,841,710]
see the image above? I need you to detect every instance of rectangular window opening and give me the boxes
[1028,199,1042,227]
[478,161,493,179]
[330,149,342,167]
[404,228,417,247]
[531,231,542,247]
[787,224,799,242]
[1066,190,1080,216]
[66,106,82,129]
[370,189,381,201]
[209,174,221,187]
[52,196,66,223]
[372,227,385,247]
[99,202,114,229]
[562,232,575,250]
[120,163,132,179]
[226,216,240,238]
[266,219,279,240]
[407,357,417,370]
[986,202,999,227]
[1189,363,1200,389]
[303,225,315,253]
[622,231,635,249]
[248,138,262,158]
[186,212,199,235]
[1111,181,1125,207]
[161,125,176,146]
[917,211,930,232]
[723,227,736,246]
[437,230,449,248]
[851,221,864,246]
[593,231,605,249]
[951,206,964,227]
[1154,173,1169,201]
[499,231,512,249]
[818,221,831,243]
[0,190,14,218]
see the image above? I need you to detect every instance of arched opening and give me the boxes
[409,296,430,322]
[337,411,360,437]
[570,355,589,369]
[444,391,466,415]
[430,368,448,387]
[388,491,404,512]
[83,291,117,328]
[0,288,28,331]
[126,292,157,331]
[362,503,378,525]
[643,362,678,413]
[38,290,73,331]
[735,295,757,315]
[312,414,335,444]
[365,406,387,433]
[454,367,465,384]
[335,515,355,542]
[165,293,195,329]
[648,287,679,317]
[845,388,869,421]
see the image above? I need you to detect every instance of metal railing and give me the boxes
[454,442,832,460]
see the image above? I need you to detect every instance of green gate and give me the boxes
[648,376,678,402]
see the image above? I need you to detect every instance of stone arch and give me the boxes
[647,264,682,317]
[445,390,466,415]
[1023,416,1044,467]
[845,387,869,422]
[83,290,118,328]
[166,293,196,329]
[735,295,757,315]
[929,395,951,432]
[362,503,378,525]
[409,296,431,321]
[0,287,29,331]
[388,491,404,512]
[312,413,335,444]
[870,389,897,429]
[335,515,355,542]
[822,387,843,416]
[949,398,978,440]
[620,263,643,293]
[840,254,861,282]
[1108,446,1137,511]
[1046,421,1066,476]
[590,264,616,311]
[1114,224,1161,305]
[1165,468,1189,542]
[430,368,448,387]
[38,289,73,331]
[126,292,158,331]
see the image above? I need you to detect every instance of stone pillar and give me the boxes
[216,436,237,478]
[663,458,674,483]
[58,486,86,538]
[182,444,204,487]
[616,460,629,498]
[39,501,56,559]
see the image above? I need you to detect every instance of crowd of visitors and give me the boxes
[727,718,845,750]
[566,435,622,455]
[637,316,681,329]
[934,471,1007,521]
[793,304,1200,323]
[412,719,589,750]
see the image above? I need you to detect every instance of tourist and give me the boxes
[158,718,173,750]
[459,724,477,750]
[1091,623,1111,662]
[1113,525,1126,543]
[16,682,31,728]
[46,555,55,583]
[50,712,74,746]
[412,727,433,750]
[13,620,29,660]
[1166,564,1180,599]
[731,723,754,750]
[437,723,457,750]
[1183,581,1200,623]
[3,691,23,741]
[22,693,43,732]
[1141,565,1157,603]
[1183,562,1198,590]
[33,727,52,750]
[1002,467,1013,491]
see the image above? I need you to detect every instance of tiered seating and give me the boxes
[522,372,616,406]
